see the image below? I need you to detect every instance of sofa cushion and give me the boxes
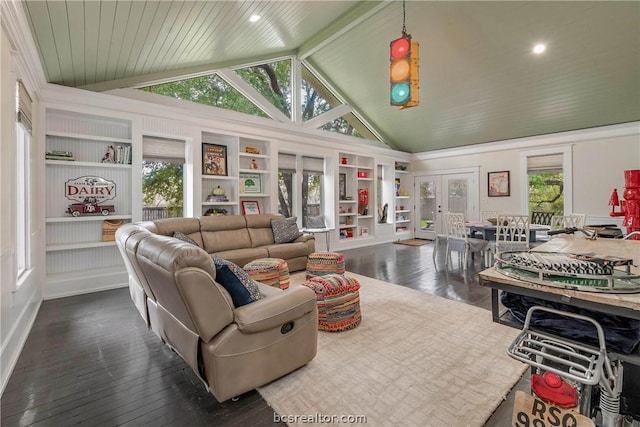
[246,214,282,247]
[172,231,199,247]
[200,215,252,253]
[271,217,303,244]
[265,242,310,260]
[212,255,264,307]
[215,247,270,268]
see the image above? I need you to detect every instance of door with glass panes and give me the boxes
[414,172,479,240]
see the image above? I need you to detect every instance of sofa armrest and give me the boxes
[233,286,317,334]
[294,234,315,244]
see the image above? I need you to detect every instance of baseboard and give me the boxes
[44,268,128,300]
[0,286,42,396]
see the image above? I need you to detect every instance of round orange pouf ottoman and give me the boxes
[302,274,361,332]
[306,252,345,278]
[243,258,290,290]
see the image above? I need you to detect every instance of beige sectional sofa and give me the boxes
[115,214,318,402]
[140,214,315,271]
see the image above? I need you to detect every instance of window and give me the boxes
[141,74,267,118]
[236,59,292,118]
[302,156,323,227]
[301,65,375,138]
[527,154,564,215]
[16,80,32,283]
[15,124,30,280]
[520,146,572,216]
[278,153,296,218]
[142,136,186,221]
[277,153,325,226]
[138,59,384,143]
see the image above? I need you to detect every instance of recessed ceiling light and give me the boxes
[533,43,546,54]
[249,14,261,23]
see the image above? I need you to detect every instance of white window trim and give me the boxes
[15,123,31,289]
[519,145,573,215]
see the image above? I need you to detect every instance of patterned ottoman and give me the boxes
[243,258,290,290]
[306,252,345,278]
[302,274,361,332]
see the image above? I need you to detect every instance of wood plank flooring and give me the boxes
[1,241,524,426]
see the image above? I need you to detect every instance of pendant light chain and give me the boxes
[402,0,407,36]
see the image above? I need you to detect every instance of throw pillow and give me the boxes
[172,231,198,247]
[271,217,303,244]
[211,255,264,307]
[305,215,326,229]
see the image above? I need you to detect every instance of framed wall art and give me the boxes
[202,143,227,176]
[488,171,510,197]
[240,173,261,194]
[242,200,261,215]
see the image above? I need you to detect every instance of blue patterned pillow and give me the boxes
[211,255,264,307]
[271,217,303,244]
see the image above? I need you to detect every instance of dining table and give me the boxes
[466,221,550,242]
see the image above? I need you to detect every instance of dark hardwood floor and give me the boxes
[1,241,525,426]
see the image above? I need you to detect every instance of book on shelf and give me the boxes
[206,195,229,202]
[46,150,75,161]
[114,145,131,164]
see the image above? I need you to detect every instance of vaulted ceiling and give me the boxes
[21,1,640,153]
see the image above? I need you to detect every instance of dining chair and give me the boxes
[487,214,530,265]
[550,214,586,230]
[443,212,488,271]
[530,211,555,226]
[432,232,448,264]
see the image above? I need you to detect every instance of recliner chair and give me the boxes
[117,224,318,402]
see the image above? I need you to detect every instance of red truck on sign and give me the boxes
[66,198,115,217]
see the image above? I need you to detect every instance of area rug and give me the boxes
[259,272,527,427]
[393,239,429,246]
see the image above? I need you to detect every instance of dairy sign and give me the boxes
[65,176,116,203]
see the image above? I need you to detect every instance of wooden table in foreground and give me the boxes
[478,236,640,324]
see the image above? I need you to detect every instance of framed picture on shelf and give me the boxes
[240,173,261,194]
[241,200,260,215]
[339,173,346,200]
[488,171,510,197]
[202,143,227,176]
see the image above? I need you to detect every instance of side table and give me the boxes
[302,227,334,252]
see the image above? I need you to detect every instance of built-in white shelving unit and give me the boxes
[201,133,271,216]
[337,152,375,242]
[44,109,133,296]
[394,161,412,236]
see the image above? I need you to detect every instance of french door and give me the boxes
[414,171,479,240]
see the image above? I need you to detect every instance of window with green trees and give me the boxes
[142,161,184,219]
[526,153,565,216]
[528,171,564,214]
[142,74,267,118]
[139,58,378,141]
[277,154,324,224]
[236,59,291,118]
